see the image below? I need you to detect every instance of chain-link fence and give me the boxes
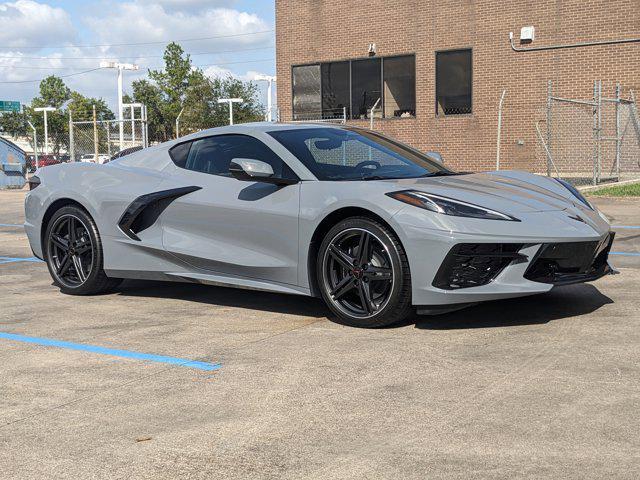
[536,81,640,186]
[69,106,148,163]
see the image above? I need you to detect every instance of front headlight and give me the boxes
[554,178,593,210]
[386,190,520,221]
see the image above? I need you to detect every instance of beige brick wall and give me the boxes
[275,0,640,172]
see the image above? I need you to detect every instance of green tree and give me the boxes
[26,75,71,155]
[130,42,265,143]
[0,111,29,138]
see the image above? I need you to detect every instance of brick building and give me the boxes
[275,0,639,174]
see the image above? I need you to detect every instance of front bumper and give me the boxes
[396,212,613,307]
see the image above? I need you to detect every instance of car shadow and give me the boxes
[409,284,613,330]
[115,280,614,330]
[115,279,330,318]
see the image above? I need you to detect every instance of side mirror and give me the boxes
[229,158,298,186]
[426,151,444,164]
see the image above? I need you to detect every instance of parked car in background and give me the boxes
[108,146,143,163]
[97,154,110,164]
[79,154,96,163]
[34,155,60,169]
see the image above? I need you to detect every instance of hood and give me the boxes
[382,172,583,215]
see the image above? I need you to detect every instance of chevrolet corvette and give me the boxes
[25,123,614,327]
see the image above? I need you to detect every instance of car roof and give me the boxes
[180,122,349,142]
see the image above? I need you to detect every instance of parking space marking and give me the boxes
[610,251,640,257]
[0,256,43,264]
[612,225,640,229]
[0,224,23,228]
[0,332,221,372]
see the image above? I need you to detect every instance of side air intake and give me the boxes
[118,186,202,241]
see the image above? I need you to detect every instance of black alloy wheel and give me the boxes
[48,214,94,288]
[45,206,122,295]
[318,217,412,328]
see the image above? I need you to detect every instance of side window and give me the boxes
[169,135,297,179]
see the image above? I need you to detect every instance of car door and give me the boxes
[159,133,301,287]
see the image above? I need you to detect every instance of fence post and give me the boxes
[68,111,75,162]
[496,89,506,170]
[615,83,621,180]
[546,80,552,176]
[92,105,99,162]
[595,80,603,185]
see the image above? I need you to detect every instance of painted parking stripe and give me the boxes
[610,251,640,257]
[0,223,23,228]
[0,256,43,264]
[0,332,221,372]
[612,225,640,230]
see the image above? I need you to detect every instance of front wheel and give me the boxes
[317,217,412,328]
[44,205,122,295]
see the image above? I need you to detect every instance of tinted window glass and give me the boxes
[383,56,415,118]
[321,62,350,119]
[269,127,449,181]
[174,135,296,179]
[292,64,321,120]
[169,141,191,168]
[351,58,382,120]
[436,49,472,115]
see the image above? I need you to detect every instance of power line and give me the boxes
[0,29,275,50]
[0,45,275,61]
[0,58,275,84]
[0,67,104,84]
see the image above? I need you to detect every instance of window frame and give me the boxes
[290,53,417,121]
[434,48,473,117]
[168,133,300,181]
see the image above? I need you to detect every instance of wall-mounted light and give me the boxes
[368,43,377,57]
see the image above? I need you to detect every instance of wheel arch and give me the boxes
[307,206,405,298]
[40,198,93,254]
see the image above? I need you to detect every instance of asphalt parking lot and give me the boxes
[1,188,639,479]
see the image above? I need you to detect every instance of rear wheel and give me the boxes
[44,206,121,295]
[317,217,412,328]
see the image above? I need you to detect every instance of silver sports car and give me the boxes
[25,123,614,327]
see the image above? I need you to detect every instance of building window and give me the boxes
[435,49,472,115]
[351,58,382,120]
[384,55,416,118]
[292,65,321,120]
[291,54,415,121]
[321,62,350,120]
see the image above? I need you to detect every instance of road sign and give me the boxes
[0,101,21,113]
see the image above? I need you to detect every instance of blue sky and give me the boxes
[0,0,276,110]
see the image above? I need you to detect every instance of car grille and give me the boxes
[432,243,526,290]
[523,233,614,285]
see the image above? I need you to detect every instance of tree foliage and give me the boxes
[130,42,265,143]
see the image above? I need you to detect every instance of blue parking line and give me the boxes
[610,251,640,257]
[0,223,23,228]
[0,256,43,264]
[0,332,221,372]
[612,225,640,230]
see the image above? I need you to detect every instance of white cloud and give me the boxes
[0,0,76,48]
[85,3,271,51]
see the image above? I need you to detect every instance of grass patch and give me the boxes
[585,182,640,197]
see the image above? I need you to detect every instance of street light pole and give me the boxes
[217,98,243,125]
[100,61,139,151]
[34,107,56,156]
[254,75,276,122]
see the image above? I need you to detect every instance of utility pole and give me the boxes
[254,75,276,122]
[100,61,139,151]
[27,121,38,169]
[34,107,56,156]
[218,98,243,125]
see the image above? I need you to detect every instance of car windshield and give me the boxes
[268,127,452,181]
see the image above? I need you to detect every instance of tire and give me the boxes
[44,205,122,295]
[317,217,412,328]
